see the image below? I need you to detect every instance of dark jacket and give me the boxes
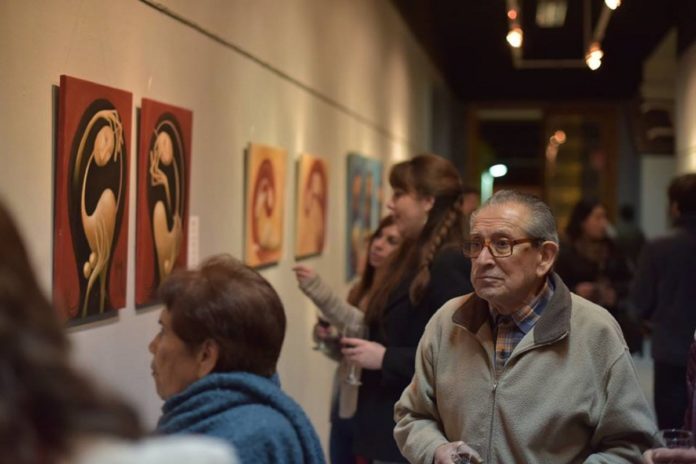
[353,246,473,461]
[631,214,696,365]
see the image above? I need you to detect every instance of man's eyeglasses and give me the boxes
[462,237,542,258]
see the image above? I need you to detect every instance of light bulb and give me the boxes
[604,0,621,10]
[585,42,604,70]
[506,27,523,48]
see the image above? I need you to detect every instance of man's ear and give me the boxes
[537,241,559,277]
[196,339,220,378]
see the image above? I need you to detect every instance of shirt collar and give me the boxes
[489,278,555,334]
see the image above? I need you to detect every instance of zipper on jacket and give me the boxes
[486,372,498,463]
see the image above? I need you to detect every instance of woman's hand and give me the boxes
[341,337,386,370]
[644,447,696,463]
[292,265,316,284]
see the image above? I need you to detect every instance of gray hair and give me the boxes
[470,190,559,244]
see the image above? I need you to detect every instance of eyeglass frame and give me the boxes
[462,236,544,258]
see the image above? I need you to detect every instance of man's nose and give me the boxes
[475,244,496,263]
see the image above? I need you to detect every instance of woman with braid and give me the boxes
[340,153,473,463]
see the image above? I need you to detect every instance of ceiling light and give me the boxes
[585,42,603,70]
[536,0,568,28]
[489,164,508,178]
[506,27,523,48]
[604,0,621,10]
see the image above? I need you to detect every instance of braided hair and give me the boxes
[365,154,465,324]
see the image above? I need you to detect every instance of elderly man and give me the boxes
[394,190,657,464]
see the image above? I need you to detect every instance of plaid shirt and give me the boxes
[491,278,554,373]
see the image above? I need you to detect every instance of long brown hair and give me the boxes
[365,154,464,324]
[0,201,141,464]
[346,215,398,307]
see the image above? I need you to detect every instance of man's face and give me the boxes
[469,202,556,314]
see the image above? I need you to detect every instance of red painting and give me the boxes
[245,143,287,268]
[135,99,192,307]
[53,75,132,325]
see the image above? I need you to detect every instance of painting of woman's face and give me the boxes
[245,144,287,268]
[295,154,329,258]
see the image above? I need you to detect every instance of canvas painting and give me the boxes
[53,75,132,325]
[135,98,192,307]
[295,153,329,259]
[345,153,383,281]
[245,143,287,268]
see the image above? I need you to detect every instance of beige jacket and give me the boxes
[299,273,363,418]
[394,273,657,464]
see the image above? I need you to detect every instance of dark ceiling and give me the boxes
[392,0,695,101]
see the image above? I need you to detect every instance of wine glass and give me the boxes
[342,318,366,386]
[312,316,332,351]
[655,428,693,449]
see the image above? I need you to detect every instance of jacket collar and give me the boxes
[452,272,572,345]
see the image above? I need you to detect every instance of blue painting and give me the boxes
[345,153,383,281]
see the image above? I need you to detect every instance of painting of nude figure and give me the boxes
[295,153,329,259]
[135,99,192,307]
[53,75,132,325]
[245,143,287,268]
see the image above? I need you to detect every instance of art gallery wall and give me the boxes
[0,0,446,450]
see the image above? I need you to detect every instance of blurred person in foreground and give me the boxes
[0,200,237,464]
[631,173,696,430]
[151,254,325,464]
[394,190,656,464]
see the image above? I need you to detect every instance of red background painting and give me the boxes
[135,98,192,307]
[53,75,132,324]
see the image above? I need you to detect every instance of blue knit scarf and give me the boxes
[157,372,325,464]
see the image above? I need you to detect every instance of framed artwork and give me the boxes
[135,98,192,307]
[295,153,329,259]
[244,143,287,268]
[345,153,383,281]
[53,75,132,325]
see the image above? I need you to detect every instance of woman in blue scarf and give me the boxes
[150,254,325,464]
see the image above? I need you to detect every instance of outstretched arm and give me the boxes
[293,265,364,330]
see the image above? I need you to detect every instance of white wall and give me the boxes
[0,0,443,451]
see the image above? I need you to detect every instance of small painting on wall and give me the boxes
[345,153,383,281]
[245,143,287,268]
[295,153,329,259]
[53,75,132,325]
[135,98,192,307]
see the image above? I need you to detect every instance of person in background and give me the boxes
[394,190,656,464]
[151,254,325,464]
[555,198,641,353]
[461,185,480,216]
[631,173,696,430]
[615,203,646,271]
[0,200,237,464]
[335,153,472,463]
[293,215,402,464]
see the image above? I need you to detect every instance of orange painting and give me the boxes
[295,153,329,259]
[245,143,287,267]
